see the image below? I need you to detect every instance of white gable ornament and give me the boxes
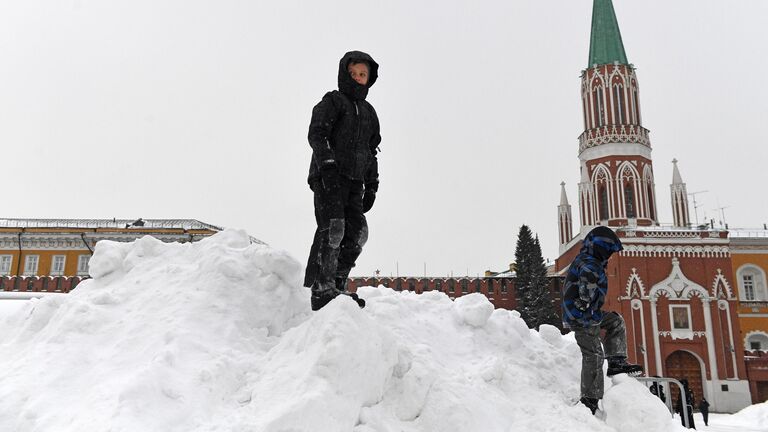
[649,258,710,301]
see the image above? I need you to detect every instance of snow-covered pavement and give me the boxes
[0,230,765,431]
[687,411,768,432]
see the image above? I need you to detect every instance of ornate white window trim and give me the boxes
[648,258,710,300]
[744,330,768,352]
[623,268,646,299]
[659,330,706,339]
[0,254,12,275]
[736,264,767,302]
[23,255,39,276]
[621,244,729,258]
[50,255,66,276]
[77,255,90,276]
[669,304,693,340]
[712,269,734,299]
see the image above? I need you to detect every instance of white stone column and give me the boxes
[650,298,662,375]
[702,298,719,383]
[719,300,738,379]
[632,299,649,375]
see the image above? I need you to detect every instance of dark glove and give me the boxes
[362,188,376,213]
[320,162,339,193]
[573,297,590,312]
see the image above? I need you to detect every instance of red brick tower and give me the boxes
[577,0,657,228]
[556,0,751,413]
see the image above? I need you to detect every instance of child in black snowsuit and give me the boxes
[562,226,642,414]
[304,51,381,311]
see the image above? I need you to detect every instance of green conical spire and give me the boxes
[588,0,628,67]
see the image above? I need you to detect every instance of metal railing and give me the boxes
[636,377,691,428]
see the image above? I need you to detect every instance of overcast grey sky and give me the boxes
[1,0,766,278]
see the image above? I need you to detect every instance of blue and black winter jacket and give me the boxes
[562,226,623,329]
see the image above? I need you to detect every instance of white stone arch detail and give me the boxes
[736,263,768,301]
[664,349,707,373]
[625,268,646,298]
[590,73,608,128]
[608,66,627,84]
[663,349,708,399]
[591,70,607,88]
[711,269,734,300]
[616,161,642,219]
[649,258,710,300]
[592,163,613,220]
[744,330,768,352]
[642,164,656,220]
[608,68,627,124]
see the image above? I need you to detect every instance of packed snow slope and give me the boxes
[0,230,689,432]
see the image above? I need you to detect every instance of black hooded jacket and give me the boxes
[307,51,381,189]
[562,226,623,328]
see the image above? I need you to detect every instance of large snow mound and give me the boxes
[0,230,685,432]
[727,401,768,428]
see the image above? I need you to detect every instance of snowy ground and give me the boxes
[688,409,768,432]
[0,230,765,432]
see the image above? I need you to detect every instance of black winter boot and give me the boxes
[310,281,366,311]
[334,276,365,308]
[607,357,643,377]
[580,397,599,415]
[311,282,340,311]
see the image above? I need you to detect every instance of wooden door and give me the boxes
[665,350,703,407]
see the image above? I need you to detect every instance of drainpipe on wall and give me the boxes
[16,230,24,276]
[80,232,94,255]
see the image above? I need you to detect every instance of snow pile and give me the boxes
[0,230,686,432]
[724,401,768,428]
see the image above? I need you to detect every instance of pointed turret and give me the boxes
[560,182,570,207]
[578,161,597,227]
[558,182,573,249]
[588,0,628,67]
[670,159,690,228]
[672,158,684,184]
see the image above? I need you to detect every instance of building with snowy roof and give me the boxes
[0,218,222,293]
[729,229,768,403]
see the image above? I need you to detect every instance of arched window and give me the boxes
[632,85,641,125]
[737,265,767,302]
[613,84,625,124]
[624,183,636,218]
[746,333,768,351]
[619,164,639,219]
[646,180,655,220]
[593,86,605,127]
[594,166,611,221]
[598,185,609,221]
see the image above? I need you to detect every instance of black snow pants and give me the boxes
[573,311,628,400]
[304,177,368,292]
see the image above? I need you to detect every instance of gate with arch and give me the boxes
[665,350,704,405]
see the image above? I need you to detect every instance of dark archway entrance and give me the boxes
[665,350,704,405]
